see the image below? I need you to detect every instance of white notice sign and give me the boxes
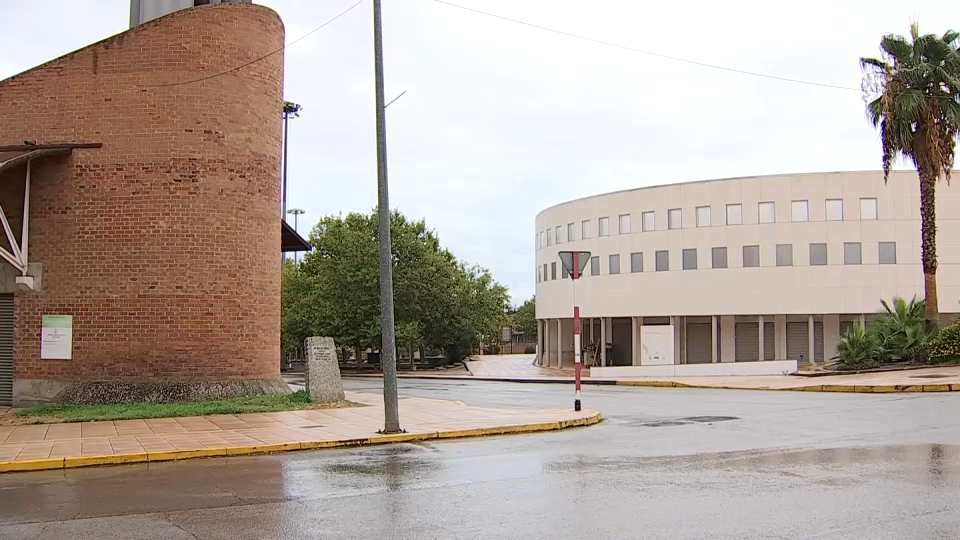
[640,325,674,366]
[40,314,73,360]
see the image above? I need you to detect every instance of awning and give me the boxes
[281,220,311,253]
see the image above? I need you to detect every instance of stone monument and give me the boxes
[304,337,345,403]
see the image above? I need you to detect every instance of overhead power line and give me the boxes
[433,0,861,92]
[145,0,365,88]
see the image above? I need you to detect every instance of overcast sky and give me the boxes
[1,0,958,303]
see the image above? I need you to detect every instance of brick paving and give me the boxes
[0,392,597,465]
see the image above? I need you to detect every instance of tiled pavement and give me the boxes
[463,355,960,392]
[0,392,599,470]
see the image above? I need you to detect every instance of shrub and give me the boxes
[867,296,933,363]
[834,322,883,370]
[928,323,960,364]
[524,345,536,354]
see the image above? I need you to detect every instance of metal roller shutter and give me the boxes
[735,322,759,362]
[763,322,775,360]
[0,294,13,406]
[786,322,809,361]
[814,321,824,361]
[686,322,712,364]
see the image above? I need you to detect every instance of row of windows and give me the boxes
[536,198,880,249]
[536,241,898,282]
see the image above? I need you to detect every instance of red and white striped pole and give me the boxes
[572,252,582,411]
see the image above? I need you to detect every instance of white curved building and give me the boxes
[534,171,960,377]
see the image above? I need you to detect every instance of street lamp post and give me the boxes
[286,208,306,264]
[281,101,301,219]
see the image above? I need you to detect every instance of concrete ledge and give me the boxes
[14,377,291,406]
[592,360,798,378]
[0,413,602,474]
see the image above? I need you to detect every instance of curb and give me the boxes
[0,412,602,474]
[345,374,618,385]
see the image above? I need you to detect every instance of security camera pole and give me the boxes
[559,250,590,411]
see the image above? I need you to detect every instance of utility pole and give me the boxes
[373,0,401,433]
[281,101,301,219]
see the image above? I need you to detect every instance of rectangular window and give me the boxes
[555,225,562,244]
[590,256,600,276]
[567,222,575,242]
[619,214,631,234]
[696,206,711,227]
[582,220,592,239]
[539,231,544,249]
[726,204,742,225]
[860,198,878,220]
[642,211,655,232]
[546,228,553,246]
[609,254,620,274]
[809,243,827,266]
[758,202,776,224]
[712,247,727,269]
[543,264,548,280]
[599,217,609,237]
[655,250,669,271]
[844,242,862,265]
[791,200,809,222]
[825,199,843,221]
[879,242,897,264]
[668,208,682,229]
[630,252,643,273]
[537,266,540,283]
[776,244,793,266]
[562,264,569,279]
[551,262,557,280]
[682,248,697,270]
[743,245,760,267]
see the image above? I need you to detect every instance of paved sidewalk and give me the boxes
[0,392,599,473]
[459,355,960,392]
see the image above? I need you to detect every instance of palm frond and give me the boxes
[860,57,889,72]
[881,34,914,62]
[944,30,960,45]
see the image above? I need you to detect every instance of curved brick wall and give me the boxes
[0,4,287,404]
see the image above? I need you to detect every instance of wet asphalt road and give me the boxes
[2,379,960,539]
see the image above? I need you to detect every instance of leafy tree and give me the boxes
[868,296,934,362]
[281,210,510,363]
[860,24,960,325]
[509,296,537,337]
[835,322,884,370]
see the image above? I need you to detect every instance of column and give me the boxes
[536,320,543,365]
[758,315,765,362]
[859,313,866,329]
[808,315,815,364]
[600,317,607,367]
[720,315,736,363]
[824,314,840,363]
[671,316,681,365]
[775,315,787,360]
[556,319,563,369]
[632,316,639,366]
[711,315,718,363]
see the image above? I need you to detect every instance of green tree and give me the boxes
[282,210,509,363]
[860,24,960,325]
[509,296,537,337]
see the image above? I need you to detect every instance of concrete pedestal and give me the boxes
[305,337,345,403]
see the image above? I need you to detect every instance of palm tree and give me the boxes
[860,23,960,326]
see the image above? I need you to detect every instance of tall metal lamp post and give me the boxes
[281,101,302,219]
[559,250,590,411]
[286,208,306,264]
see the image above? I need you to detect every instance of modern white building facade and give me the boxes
[534,171,960,377]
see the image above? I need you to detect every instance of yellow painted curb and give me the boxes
[64,453,148,469]
[147,448,227,462]
[821,385,856,393]
[0,458,65,473]
[921,384,951,392]
[0,412,603,474]
[226,442,301,456]
[952,384,960,392]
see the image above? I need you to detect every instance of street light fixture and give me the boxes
[286,208,306,264]
[281,101,302,219]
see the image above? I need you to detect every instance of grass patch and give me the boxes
[7,391,362,425]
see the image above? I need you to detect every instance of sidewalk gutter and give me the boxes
[0,413,602,474]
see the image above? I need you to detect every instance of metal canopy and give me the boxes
[0,142,101,290]
[281,220,311,253]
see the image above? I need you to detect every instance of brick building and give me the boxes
[0,2,308,406]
